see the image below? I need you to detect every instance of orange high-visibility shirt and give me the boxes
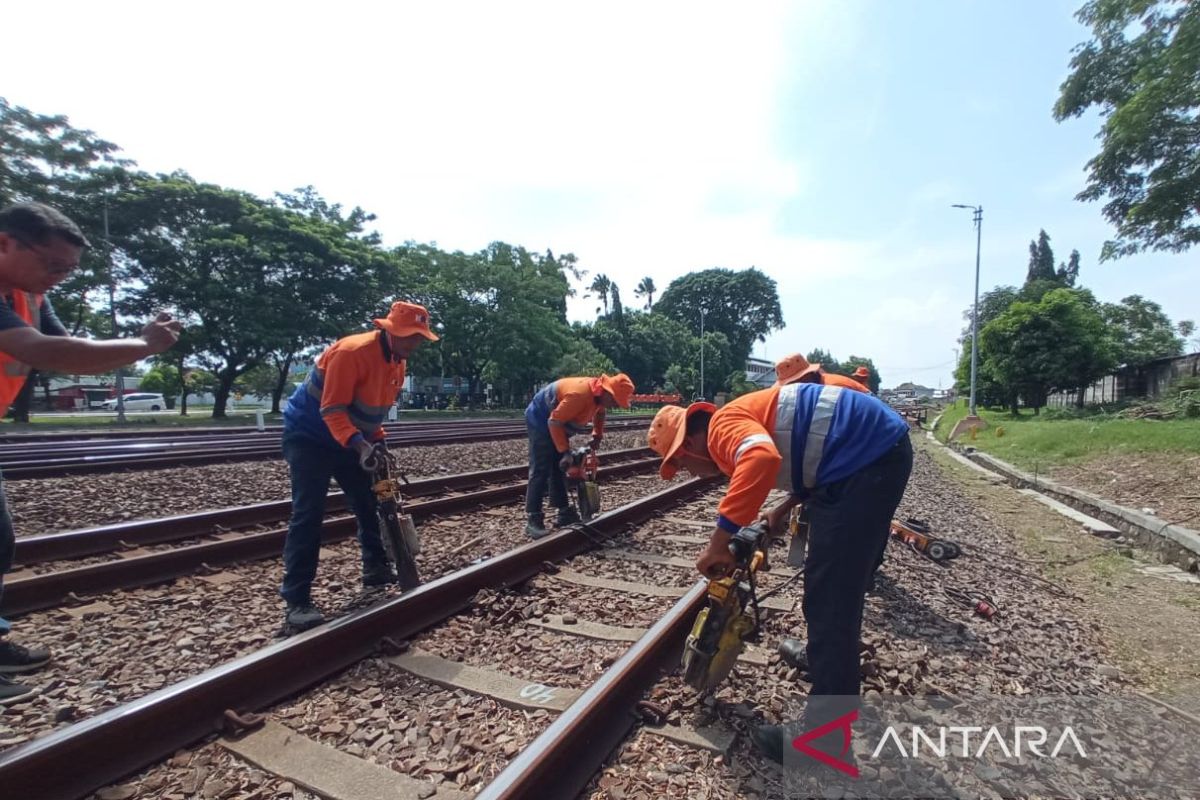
[545,377,606,451]
[706,387,784,530]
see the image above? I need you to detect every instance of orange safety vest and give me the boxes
[0,292,43,419]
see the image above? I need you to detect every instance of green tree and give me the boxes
[805,348,843,376]
[1055,0,1200,257]
[1102,294,1186,367]
[1027,229,1057,283]
[1057,249,1082,287]
[112,174,393,417]
[980,289,1117,413]
[841,355,881,394]
[553,338,616,377]
[588,273,612,315]
[656,267,784,368]
[634,276,657,310]
[409,241,572,406]
[138,363,182,409]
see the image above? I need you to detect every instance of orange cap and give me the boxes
[774,353,821,387]
[374,301,438,340]
[599,372,635,408]
[853,366,870,378]
[647,401,716,479]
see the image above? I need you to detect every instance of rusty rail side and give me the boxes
[0,477,717,800]
[14,447,654,565]
[2,457,661,616]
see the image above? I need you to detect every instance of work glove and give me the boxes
[358,441,387,472]
[558,451,573,471]
[590,435,603,450]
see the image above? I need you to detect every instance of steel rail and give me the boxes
[0,420,652,479]
[13,447,654,565]
[0,476,717,800]
[1,457,661,616]
[0,415,656,445]
[478,496,792,798]
[478,582,707,799]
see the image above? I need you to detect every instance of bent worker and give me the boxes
[0,202,182,705]
[646,381,911,762]
[278,301,436,632]
[524,373,634,538]
[774,353,869,393]
[852,365,872,389]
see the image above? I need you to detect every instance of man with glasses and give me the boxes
[0,202,183,705]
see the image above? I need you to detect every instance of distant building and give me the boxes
[891,382,934,400]
[746,357,776,388]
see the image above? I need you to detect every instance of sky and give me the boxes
[4,0,1196,389]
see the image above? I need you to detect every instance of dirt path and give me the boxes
[1051,451,1200,530]
[923,438,1200,716]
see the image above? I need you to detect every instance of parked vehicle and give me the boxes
[100,393,166,411]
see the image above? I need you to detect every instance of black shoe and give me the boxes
[0,675,36,706]
[555,507,580,527]
[526,515,549,540]
[751,723,787,764]
[778,638,809,670]
[284,603,325,631]
[0,638,51,674]
[362,564,398,588]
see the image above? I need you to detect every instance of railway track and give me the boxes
[1,447,660,617]
[0,417,653,479]
[0,477,774,799]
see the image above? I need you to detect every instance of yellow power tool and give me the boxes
[681,522,770,692]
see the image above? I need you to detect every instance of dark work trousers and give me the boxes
[0,470,13,635]
[279,434,389,606]
[802,435,913,699]
[524,421,567,519]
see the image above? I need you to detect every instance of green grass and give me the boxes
[934,400,1200,469]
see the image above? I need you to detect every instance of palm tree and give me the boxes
[634,276,656,310]
[589,273,612,315]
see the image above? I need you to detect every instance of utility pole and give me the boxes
[699,307,707,401]
[951,204,983,418]
[103,204,126,424]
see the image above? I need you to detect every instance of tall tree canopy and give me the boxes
[111,173,395,417]
[655,267,784,367]
[1102,294,1187,368]
[1055,0,1200,257]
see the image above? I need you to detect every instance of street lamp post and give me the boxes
[103,204,126,424]
[951,204,983,417]
[699,308,707,401]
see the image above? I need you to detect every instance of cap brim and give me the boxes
[658,401,716,479]
[375,319,439,341]
[775,364,821,387]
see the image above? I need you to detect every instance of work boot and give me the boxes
[362,563,398,589]
[284,603,326,632]
[0,675,36,706]
[555,506,580,527]
[778,638,809,670]
[526,514,548,540]
[0,638,51,673]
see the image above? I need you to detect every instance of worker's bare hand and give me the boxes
[764,503,794,537]
[696,542,737,579]
[141,312,183,353]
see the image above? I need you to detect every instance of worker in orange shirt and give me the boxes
[647,381,911,763]
[524,373,635,538]
[774,353,869,393]
[852,365,872,390]
[278,301,437,631]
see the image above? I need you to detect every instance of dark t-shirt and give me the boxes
[0,293,67,338]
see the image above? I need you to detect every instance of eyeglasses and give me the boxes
[11,236,79,276]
